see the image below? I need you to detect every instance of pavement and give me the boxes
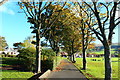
[47,59,88,80]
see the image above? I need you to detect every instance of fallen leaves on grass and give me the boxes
[86,73,93,78]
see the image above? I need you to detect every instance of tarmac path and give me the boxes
[47,59,88,80]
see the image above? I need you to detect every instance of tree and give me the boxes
[61,24,82,62]
[13,42,23,50]
[77,1,120,79]
[22,36,35,49]
[41,41,48,47]
[0,36,8,51]
[18,1,66,73]
[79,23,95,70]
[58,11,83,62]
[74,4,96,70]
[13,36,36,50]
[41,3,72,56]
[40,3,82,62]
[40,3,85,63]
[18,1,51,73]
[41,4,62,55]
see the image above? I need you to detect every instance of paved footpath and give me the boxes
[47,59,88,80]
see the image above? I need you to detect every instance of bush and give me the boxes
[17,48,36,71]
[17,48,56,72]
[1,54,5,57]
[41,49,56,60]
[7,55,16,57]
[41,59,53,72]
[41,49,55,72]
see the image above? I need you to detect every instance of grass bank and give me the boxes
[74,57,118,79]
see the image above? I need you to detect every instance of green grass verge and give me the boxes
[1,57,34,79]
[2,70,33,78]
[74,57,118,79]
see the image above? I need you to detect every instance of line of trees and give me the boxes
[18,0,120,80]
[74,1,120,80]
[18,1,68,73]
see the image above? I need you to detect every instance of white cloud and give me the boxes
[0,2,15,15]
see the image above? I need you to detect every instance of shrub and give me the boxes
[17,48,56,72]
[41,59,53,72]
[41,49,55,72]
[17,48,36,71]
[1,54,5,57]
[41,49,56,60]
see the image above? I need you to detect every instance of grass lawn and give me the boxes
[74,57,118,79]
[1,57,34,79]
[90,49,117,54]
[2,70,33,78]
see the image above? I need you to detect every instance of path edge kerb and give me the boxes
[39,69,51,78]
[67,59,89,80]
[39,59,64,79]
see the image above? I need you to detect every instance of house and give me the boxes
[60,52,68,57]
[0,48,19,55]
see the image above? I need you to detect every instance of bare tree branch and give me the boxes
[23,8,28,17]
[115,21,120,27]
[83,1,95,14]
[115,17,120,22]
[108,2,118,42]
[24,2,34,18]
[100,3,109,27]
[93,2,105,35]
[0,0,8,6]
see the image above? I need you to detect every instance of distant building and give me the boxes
[0,47,19,55]
[60,52,68,57]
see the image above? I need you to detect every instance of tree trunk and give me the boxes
[55,50,59,66]
[82,49,86,70]
[71,40,75,63]
[36,32,41,73]
[68,54,71,61]
[72,54,76,63]
[35,18,42,73]
[82,29,86,70]
[72,54,74,62]
[70,54,72,61]
[104,44,112,80]
[72,54,75,62]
